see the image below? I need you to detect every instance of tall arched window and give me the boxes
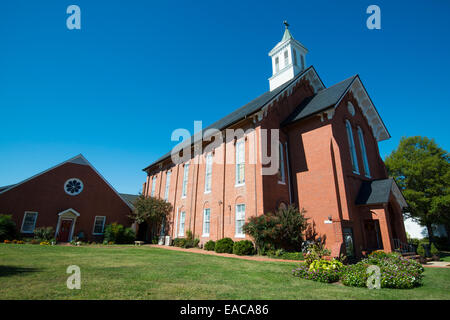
[357,126,371,178]
[345,120,359,174]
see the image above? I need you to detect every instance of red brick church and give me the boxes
[0,154,136,242]
[142,23,408,258]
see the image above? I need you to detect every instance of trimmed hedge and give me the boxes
[215,238,234,253]
[233,240,255,255]
[204,240,216,251]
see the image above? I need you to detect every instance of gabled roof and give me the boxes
[0,154,134,211]
[282,75,357,126]
[356,178,407,208]
[119,193,139,208]
[282,75,390,142]
[143,65,324,171]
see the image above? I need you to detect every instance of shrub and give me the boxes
[341,252,424,289]
[417,244,426,257]
[173,238,186,247]
[104,223,135,244]
[243,206,309,253]
[292,259,342,283]
[233,240,255,255]
[430,243,439,256]
[267,249,304,260]
[304,243,331,266]
[0,214,17,242]
[30,239,40,244]
[204,240,216,251]
[34,226,55,241]
[215,238,234,253]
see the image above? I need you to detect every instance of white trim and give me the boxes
[55,209,79,242]
[202,208,210,237]
[0,154,134,210]
[20,211,38,233]
[64,178,84,196]
[235,204,246,238]
[58,208,81,217]
[178,211,186,237]
[92,216,106,235]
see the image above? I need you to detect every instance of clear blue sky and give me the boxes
[0,0,449,194]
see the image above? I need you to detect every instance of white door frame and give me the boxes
[55,208,80,242]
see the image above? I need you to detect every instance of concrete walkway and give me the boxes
[145,244,303,263]
[422,260,450,268]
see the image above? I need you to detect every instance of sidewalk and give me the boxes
[145,244,303,263]
[422,260,450,268]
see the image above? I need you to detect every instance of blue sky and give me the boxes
[0,0,449,194]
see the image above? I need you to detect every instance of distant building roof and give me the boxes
[119,193,139,208]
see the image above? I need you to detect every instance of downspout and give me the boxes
[285,141,293,204]
[222,132,226,238]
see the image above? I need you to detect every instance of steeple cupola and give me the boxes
[268,21,308,91]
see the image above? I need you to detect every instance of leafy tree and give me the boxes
[0,214,17,241]
[129,194,172,239]
[243,205,309,253]
[385,136,450,244]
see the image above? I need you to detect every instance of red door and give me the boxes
[57,219,73,242]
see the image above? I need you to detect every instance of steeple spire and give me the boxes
[268,21,309,91]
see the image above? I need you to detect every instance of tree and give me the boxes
[243,205,309,253]
[128,195,172,240]
[385,136,450,244]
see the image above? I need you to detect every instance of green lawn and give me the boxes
[1,244,450,300]
[440,252,450,262]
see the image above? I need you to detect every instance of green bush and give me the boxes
[0,214,16,241]
[417,244,426,257]
[233,240,255,255]
[430,243,439,256]
[304,243,331,266]
[215,238,234,253]
[204,240,215,251]
[34,226,55,241]
[173,238,186,247]
[292,259,342,283]
[267,249,304,260]
[340,252,424,289]
[104,223,135,244]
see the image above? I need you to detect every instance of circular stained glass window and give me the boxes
[64,178,83,196]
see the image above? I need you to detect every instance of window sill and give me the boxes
[21,230,34,234]
[278,181,286,185]
[202,234,210,238]
[235,234,246,238]
[92,233,104,236]
[235,183,245,188]
[204,190,211,194]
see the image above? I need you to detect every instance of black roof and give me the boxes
[282,75,356,126]
[143,66,319,171]
[355,178,394,205]
[119,193,139,207]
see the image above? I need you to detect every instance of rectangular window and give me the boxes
[275,57,279,72]
[182,163,189,198]
[202,208,210,236]
[150,176,157,197]
[300,55,305,70]
[235,140,245,185]
[164,171,171,200]
[293,49,298,66]
[21,212,38,233]
[204,153,212,193]
[346,120,359,174]
[278,143,285,183]
[284,50,289,66]
[358,127,371,178]
[178,211,186,236]
[235,204,246,237]
[93,216,106,234]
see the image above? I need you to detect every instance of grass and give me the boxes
[1,244,450,300]
[441,251,450,262]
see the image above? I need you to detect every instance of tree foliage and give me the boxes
[128,195,172,237]
[385,136,450,242]
[243,205,309,253]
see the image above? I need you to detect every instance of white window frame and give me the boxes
[92,216,106,235]
[284,50,289,67]
[178,211,186,237]
[235,140,245,186]
[181,163,189,198]
[202,208,210,237]
[150,176,157,197]
[204,153,212,194]
[345,120,359,174]
[278,142,285,184]
[235,204,246,238]
[357,127,371,178]
[164,170,171,201]
[21,211,38,233]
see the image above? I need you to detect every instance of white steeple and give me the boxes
[268,21,308,91]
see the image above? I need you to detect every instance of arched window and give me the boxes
[275,57,280,73]
[284,50,289,66]
[293,49,298,66]
[345,120,359,174]
[357,127,371,178]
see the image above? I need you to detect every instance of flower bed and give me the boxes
[292,259,343,283]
